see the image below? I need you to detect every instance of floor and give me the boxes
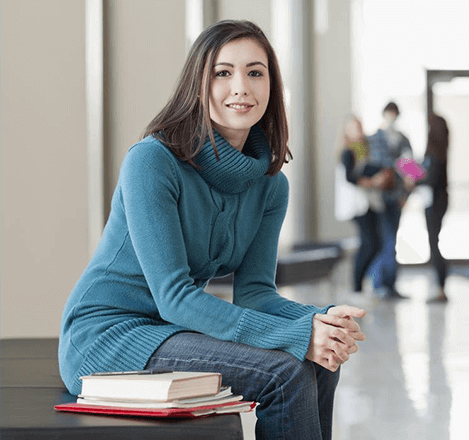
[225,259,469,440]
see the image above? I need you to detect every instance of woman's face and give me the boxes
[208,38,270,149]
[345,119,363,142]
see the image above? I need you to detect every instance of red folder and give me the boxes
[54,401,256,418]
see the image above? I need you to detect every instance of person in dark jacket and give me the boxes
[409,114,450,302]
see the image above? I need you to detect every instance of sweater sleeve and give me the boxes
[119,143,316,361]
[341,149,359,184]
[232,172,333,320]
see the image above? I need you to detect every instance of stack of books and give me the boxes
[55,370,256,418]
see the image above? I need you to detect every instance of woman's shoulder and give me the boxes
[118,136,184,188]
[124,136,181,171]
[267,170,289,191]
[127,135,177,162]
[262,171,289,210]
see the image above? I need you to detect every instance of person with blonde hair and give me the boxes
[335,114,392,294]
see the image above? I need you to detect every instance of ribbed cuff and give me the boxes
[275,302,333,320]
[233,309,314,361]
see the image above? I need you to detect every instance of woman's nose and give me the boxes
[231,73,249,96]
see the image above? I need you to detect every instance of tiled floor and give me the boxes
[227,259,469,440]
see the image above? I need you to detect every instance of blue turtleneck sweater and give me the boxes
[59,125,331,395]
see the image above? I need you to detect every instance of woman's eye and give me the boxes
[215,70,230,77]
[248,70,263,77]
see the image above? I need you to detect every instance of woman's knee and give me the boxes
[259,352,317,396]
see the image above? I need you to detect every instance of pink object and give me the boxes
[396,159,426,181]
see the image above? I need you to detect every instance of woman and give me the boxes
[413,114,450,303]
[336,115,391,294]
[59,20,366,440]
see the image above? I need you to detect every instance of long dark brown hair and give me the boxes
[425,113,449,162]
[142,20,291,175]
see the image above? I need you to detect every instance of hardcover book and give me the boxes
[79,371,222,402]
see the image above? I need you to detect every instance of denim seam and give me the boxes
[153,356,285,383]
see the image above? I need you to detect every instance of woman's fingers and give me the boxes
[315,313,347,327]
[328,305,367,319]
[331,341,350,362]
[309,318,356,368]
[316,356,339,372]
[307,305,369,370]
[349,330,366,341]
[315,313,366,341]
[330,327,355,347]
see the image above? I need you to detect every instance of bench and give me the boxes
[0,338,245,440]
[211,242,343,286]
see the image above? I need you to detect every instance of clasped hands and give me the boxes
[306,305,366,372]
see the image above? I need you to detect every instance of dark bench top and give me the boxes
[211,241,343,286]
[1,338,244,440]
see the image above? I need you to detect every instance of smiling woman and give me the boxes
[58,19,366,440]
[208,39,270,151]
[142,20,290,175]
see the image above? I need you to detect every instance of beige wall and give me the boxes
[218,0,272,38]
[1,0,88,337]
[105,0,186,209]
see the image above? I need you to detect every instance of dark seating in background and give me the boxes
[211,242,344,287]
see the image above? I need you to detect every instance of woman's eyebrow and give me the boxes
[214,61,268,68]
[247,61,267,68]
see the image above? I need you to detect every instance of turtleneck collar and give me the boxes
[194,124,272,194]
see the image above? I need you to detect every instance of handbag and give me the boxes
[334,163,369,221]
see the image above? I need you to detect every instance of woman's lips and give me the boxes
[226,103,254,112]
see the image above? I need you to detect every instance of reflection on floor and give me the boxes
[236,259,469,440]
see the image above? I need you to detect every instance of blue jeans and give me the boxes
[369,200,401,291]
[146,332,340,440]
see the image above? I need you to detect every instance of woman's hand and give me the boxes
[305,305,366,372]
[326,305,366,343]
[306,313,359,372]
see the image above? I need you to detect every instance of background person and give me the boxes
[59,20,366,440]
[335,114,392,294]
[367,101,413,299]
[406,113,450,303]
